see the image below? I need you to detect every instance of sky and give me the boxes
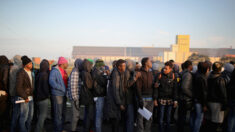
[0,0,235,59]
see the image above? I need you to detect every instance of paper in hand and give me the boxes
[138,107,152,120]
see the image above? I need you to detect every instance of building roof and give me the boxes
[72,46,235,58]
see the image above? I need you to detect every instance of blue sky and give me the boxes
[0,0,235,59]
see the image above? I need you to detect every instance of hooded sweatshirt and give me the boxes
[49,66,67,96]
[35,60,50,101]
[68,59,83,101]
[0,56,9,93]
[9,55,22,97]
[80,59,94,105]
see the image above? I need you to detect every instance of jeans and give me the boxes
[95,97,104,132]
[18,97,34,132]
[190,103,204,132]
[84,104,94,132]
[137,100,154,132]
[177,100,191,132]
[51,96,66,132]
[158,104,173,132]
[228,100,235,132]
[125,104,134,132]
[10,96,20,132]
[35,99,49,132]
[71,100,80,131]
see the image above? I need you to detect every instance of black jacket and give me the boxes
[80,59,94,105]
[156,71,178,101]
[136,67,157,100]
[16,68,34,100]
[92,67,107,97]
[193,72,208,107]
[35,60,50,101]
[228,69,235,101]
[124,69,136,104]
[104,68,125,119]
[207,71,227,105]
[179,70,193,101]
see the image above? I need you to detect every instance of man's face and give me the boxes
[62,63,68,69]
[118,63,126,72]
[146,59,152,68]
[163,65,172,74]
[25,62,33,70]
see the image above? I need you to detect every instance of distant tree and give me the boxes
[220,56,235,64]
[188,53,210,65]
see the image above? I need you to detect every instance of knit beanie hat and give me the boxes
[58,57,68,65]
[95,59,105,68]
[21,56,32,66]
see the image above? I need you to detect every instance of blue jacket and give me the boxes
[49,66,66,96]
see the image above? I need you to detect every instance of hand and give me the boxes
[0,90,7,96]
[135,72,141,79]
[105,70,110,75]
[203,106,207,112]
[139,100,144,109]
[173,101,178,108]
[154,100,158,107]
[154,82,159,88]
[25,98,30,103]
[120,105,125,111]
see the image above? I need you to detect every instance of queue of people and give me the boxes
[0,55,235,132]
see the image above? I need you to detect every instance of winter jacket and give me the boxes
[136,67,157,100]
[193,72,208,107]
[104,68,125,119]
[68,59,83,101]
[9,55,22,97]
[207,71,227,105]
[16,68,34,100]
[49,66,67,96]
[92,67,107,97]
[80,59,94,105]
[35,60,50,101]
[155,71,178,101]
[0,56,9,116]
[179,70,193,101]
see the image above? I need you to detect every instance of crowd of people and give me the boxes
[0,55,235,132]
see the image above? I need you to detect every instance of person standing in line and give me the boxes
[80,59,94,132]
[0,55,10,132]
[67,59,83,132]
[207,62,227,132]
[16,56,34,132]
[104,59,127,132]
[190,62,209,132]
[34,59,51,132]
[136,57,158,132]
[177,60,193,132]
[92,59,109,132]
[9,55,22,132]
[156,61,178,132]
[49,57,68,132]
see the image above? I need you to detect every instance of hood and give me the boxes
[224,63,234,73]
[0,55,9,65]
[74,59,83,71]
[173,64,179,73]
[82,59,93,72]
[13,55,22,66]
[152,63,160,71]
[126,59,136,72]
[208,71,221,79]
[40,59,49,72]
